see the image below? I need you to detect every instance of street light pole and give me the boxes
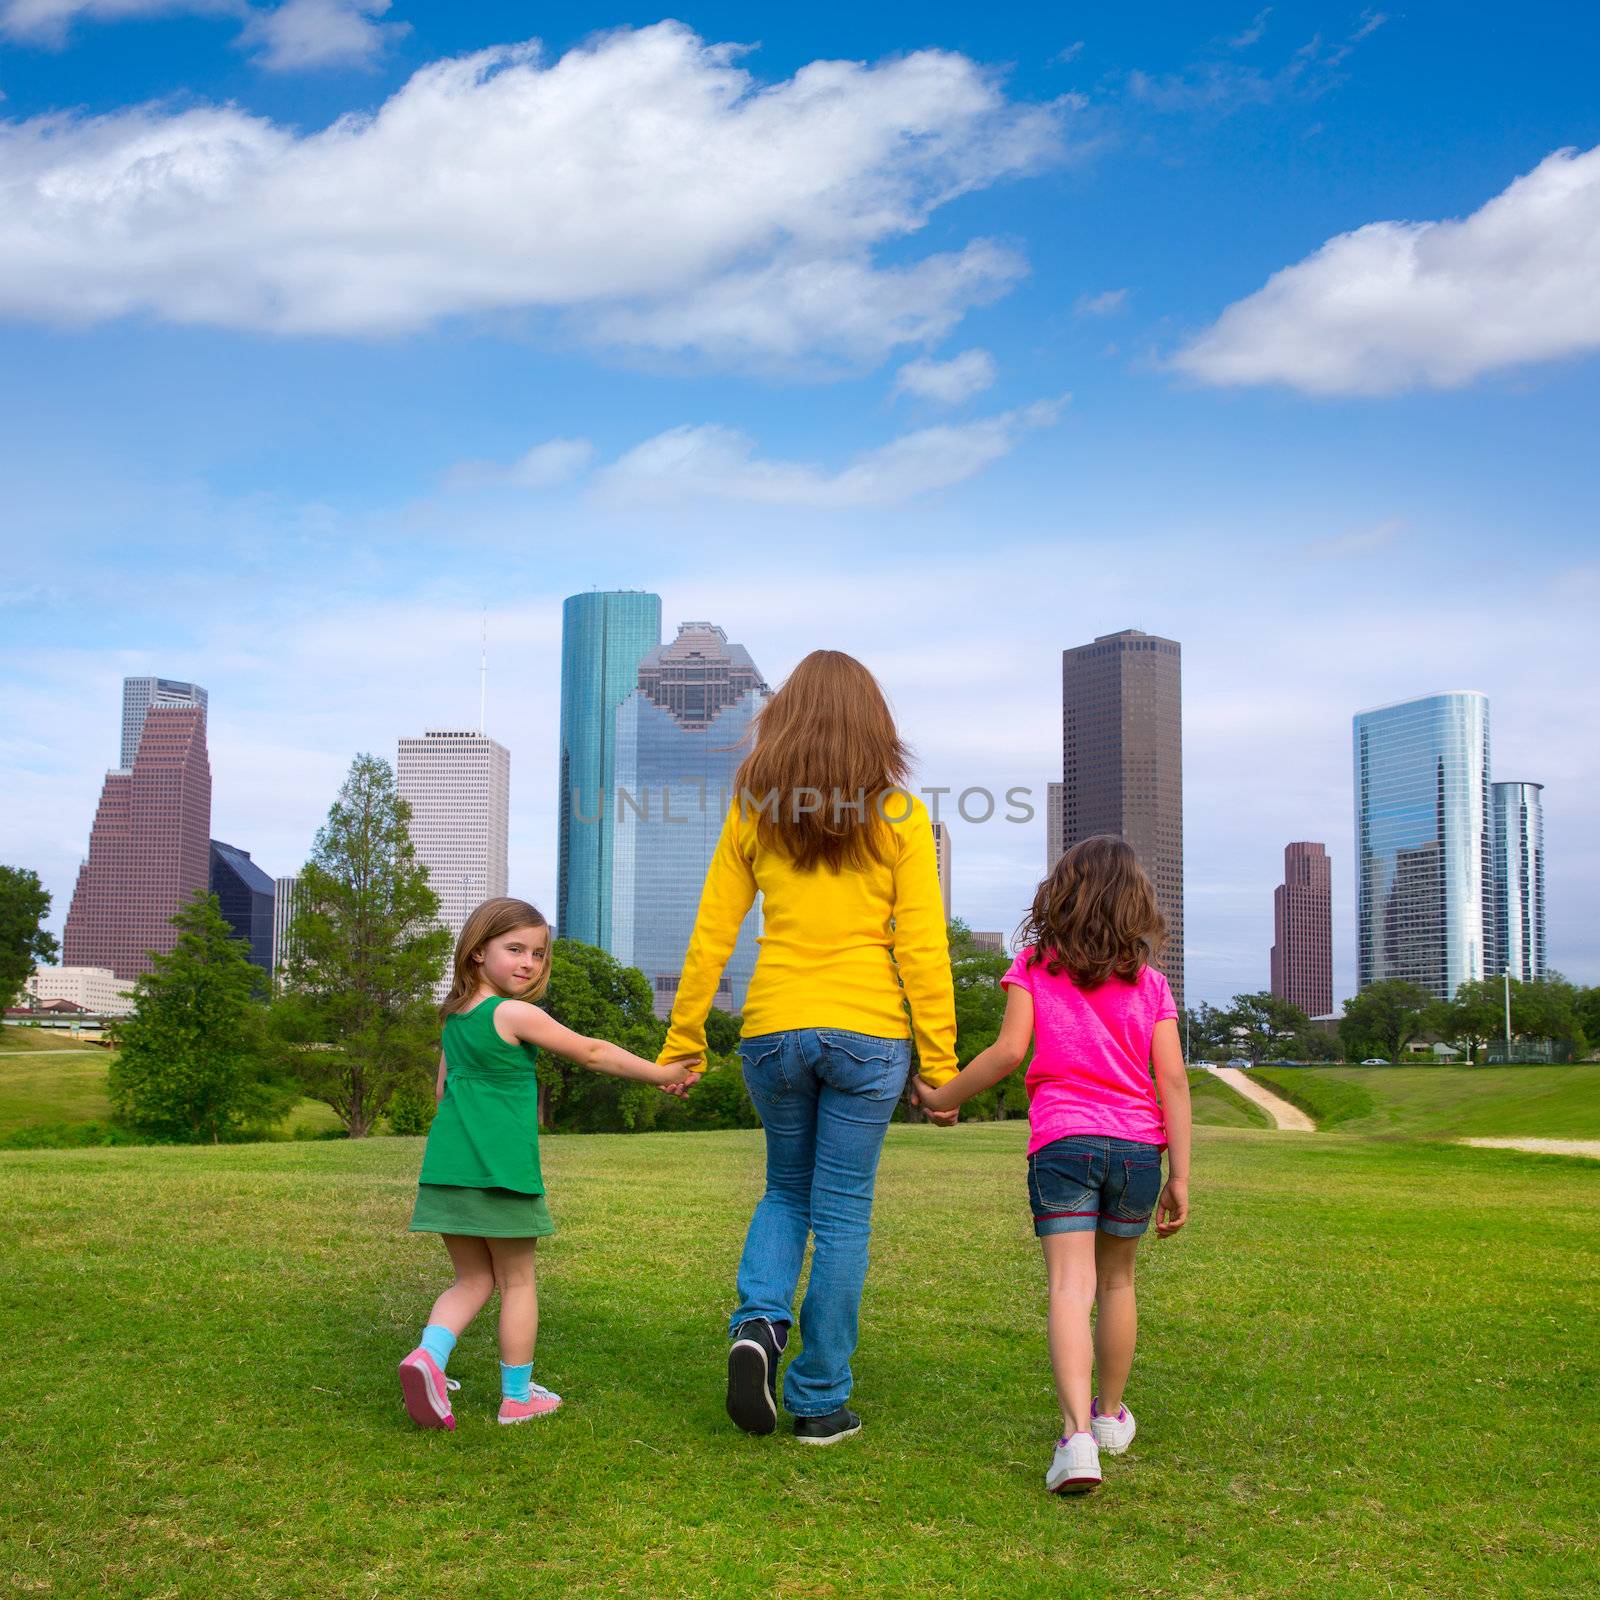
[1503,967,1512,1061]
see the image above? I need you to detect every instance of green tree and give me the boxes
[939,919,1024,1120]
[1338,979,1432,1062]
[0,865,59,1011]
[1223,992,1312,1064]
[1179,1003,1233,1061]
[1573,986,1600,1059]
[1508,975,1586,1053]
[704,1007,743,1057]
[541,938,667,1131]
[273,754,451,1137]
[1427,980,1504,1064]
[109,892,294,1142]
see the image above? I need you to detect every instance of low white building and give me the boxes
[26,965,134,1015]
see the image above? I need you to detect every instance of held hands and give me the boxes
[657,1057,704,1097]
[908,1075,959,1127]
[1154,1178,1188,1238]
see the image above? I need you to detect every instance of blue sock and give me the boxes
[501,1361,533,1404]
[419,1324,456,1370]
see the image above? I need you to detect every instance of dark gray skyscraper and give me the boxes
[209,841,275,973]
[556,591,662,947]
[1061,629,1184,1009]
[1271,842,1332,1017]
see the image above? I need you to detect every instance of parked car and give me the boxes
[1191,1060,1218,1070]
[1360,1057,1389,1065]
[1225,1058,1252,1068]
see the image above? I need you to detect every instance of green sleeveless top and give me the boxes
[417,997,544,1195]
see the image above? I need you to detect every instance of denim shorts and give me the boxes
[1027,1135,1165,1238]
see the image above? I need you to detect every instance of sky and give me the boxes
[3,0,1597,1006]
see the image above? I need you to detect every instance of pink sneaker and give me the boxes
[497,1381,563,1425]
[398,1348,460,1430]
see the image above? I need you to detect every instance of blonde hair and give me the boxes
[439,897,552,1018]
[732,649,911,873]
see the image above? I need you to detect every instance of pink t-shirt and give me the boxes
[1000,946,1177,1154]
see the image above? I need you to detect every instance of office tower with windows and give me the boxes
[1061,629,1184,1008]
[65,702,212,982]
[272,876,300,979]
[1270,842,1333,1017]
[557,591,662,946]
[611,622,769,1019]
[120,676,207,771]
[209,841,276,972]
[1353,691,1492,1001]
[397,730,511,987]
[1492,780,1545,981]
[1046,780,1065,871]
[932,821,952,923]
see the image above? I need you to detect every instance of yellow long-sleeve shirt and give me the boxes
[658,792,959,1085]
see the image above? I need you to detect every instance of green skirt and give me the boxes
[409,1183,555,1239]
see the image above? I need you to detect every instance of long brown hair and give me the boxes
[1018,835,1166,989]
[732,649,911,873]
[439,897,552,1018]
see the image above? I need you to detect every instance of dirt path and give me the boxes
[1459,1137,1600,1161]
[1208,1067,1316,1132]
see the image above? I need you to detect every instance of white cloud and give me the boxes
[594,398,1064,509]
[892,348,997,404]
[238,0,405,72]
[1303,517,1407,559]
[1229,9,1272,50]
[444,437,596,491]
[0,0,240,46]
[0,23,1070,368]
[1074,287,1128,316]
[1172,145,1600,394]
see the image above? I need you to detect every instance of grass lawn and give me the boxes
[1252,1065,1600,1139]
[1188,1068,1271,1129]
[0,1023,114,1052]
[0,1031,343,1140]
[4,1125,1596,1599]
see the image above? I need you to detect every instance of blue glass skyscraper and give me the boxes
[209,840,275,973]
[611,622,769,1018]
[1353,691,1492,1001]
[556,590,662,947]
[1492,780,1545,981]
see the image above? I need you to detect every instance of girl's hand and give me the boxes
[909,1075,958,1126]
[1154,1178,1188,1238]
[657,1057,703,1096]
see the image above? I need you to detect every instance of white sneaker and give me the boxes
[1045,1431,1101,1493]
[1091,1400,1136,1454]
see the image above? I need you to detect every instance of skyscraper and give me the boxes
[1046,780,1065,871]
[557,591,662,946]
[397,729,511,985]
[932,821,952,923]
[65,702,212,982]
[1353,691,1492,1001]
[209,841,275,973]
[1061,629,1184,1009]
[1270,842,1332,1018]
[272,875,299,980]
[1492,781,1545,981]
[120,676,206,771]
[611,622,769,1019]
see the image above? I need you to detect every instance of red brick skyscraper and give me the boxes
[1270,841,1332,1017]
[1060,629,1184,1010]
[65,704,212,982]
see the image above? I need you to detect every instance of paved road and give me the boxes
[1459,1137,1600,1161]
[1209,1067,1316,1132]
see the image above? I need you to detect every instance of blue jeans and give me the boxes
[730,1028,912,1417]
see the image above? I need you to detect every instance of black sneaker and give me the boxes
[726,1319,784,1435]
[793,1406,861,1446]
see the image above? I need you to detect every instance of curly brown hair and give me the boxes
[1018,834,1166,989]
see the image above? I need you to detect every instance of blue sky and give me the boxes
[3,0,1597,1004]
